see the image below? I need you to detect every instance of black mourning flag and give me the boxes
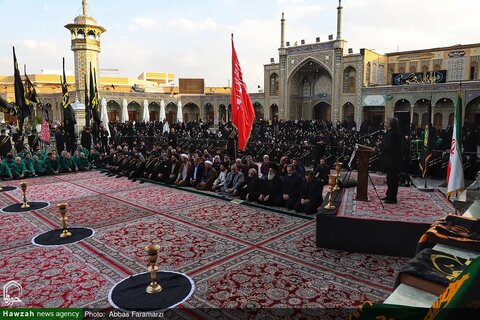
[61,58,76,124]
[419,98,434,178]
[13,47,30,132]
[85,75,91,128]
[89,62,100,124]
[0,95,17,117]
[24,65,41,105]
[61,58,77,153]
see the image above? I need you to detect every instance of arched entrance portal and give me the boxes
[165,102,177,123]
[288,59,332,120]
[466,96,480,129]
[127,101,141,122]
[253,102,264,120]
[313,102,331,121]
[394,99,411,135]
[219,104,226,123]
[270,104,278,122]
[107,100,120,122]
[434,98,454,129]
[204,103,214,122]
[343,102,354,126]
[183,103,200,122]
[148,102,159,121]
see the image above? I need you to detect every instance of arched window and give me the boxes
[398,66,405,73]
[434,64,441,72]
[409,63,417,73]
[372,63,378,84]
[343,66,356,93]
[366,62,371,84]
[470,61,478,80]
[269,73,279,96]
[413,113,419,127]
[448,113,454,126]
[421,112,430,127]
[87,30,96,40]
[433,113,443,129]
[302,79,312,96]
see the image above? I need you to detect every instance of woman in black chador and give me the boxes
[378,117,402,204]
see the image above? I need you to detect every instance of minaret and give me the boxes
[280,12,286,48]
[336,0,343,40]
[65,0,106,103]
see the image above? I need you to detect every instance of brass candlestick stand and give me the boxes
[333,161,342,191]
[20,182,30,209]
[58,203,72,238]
[324,175,336,209]
[145,244,162,294]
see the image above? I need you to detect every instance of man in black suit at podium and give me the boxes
[378,117,402,204]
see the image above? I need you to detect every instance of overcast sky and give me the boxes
[0,0,479,91]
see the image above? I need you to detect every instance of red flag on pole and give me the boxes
[231,34,255,151]
[39,117,50,144]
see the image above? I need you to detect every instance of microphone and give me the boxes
[360,129,383,139]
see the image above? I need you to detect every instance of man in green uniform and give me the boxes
[23,153,36,177]
[76,152,91,171]
[60,152,78,173]
[0,160,13,180]
[44,152,60,175]
[32,155,45,176]
[11,157,27,179]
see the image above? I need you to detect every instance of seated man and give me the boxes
[89,147,101,167]
[274,164,302,210]
[190,156,205,188]
[143,153,160,179]
[196,160,217,191]
[240,168,263,202]
[76,152,91,171]
[211,163,228,192]
[314,158,330,187]
[152,154,170,181]
[11,157,27,179]
[0,160,13,180]
[32,155,45,176]
[221,164,244,196]
[163,154,181,184]
[258,163,282,206]
[294,170,323,215]
[23,153,36,177]
[3,153,15,175]
[292,158,305,176]
[60,152,78,173]
[44,153,60,175]
[35,146,47,161]
[175,154,193,187]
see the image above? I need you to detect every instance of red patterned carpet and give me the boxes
[339,172,453,223]
[0,172,415,316]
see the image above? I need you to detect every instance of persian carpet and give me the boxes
[0,171,417,317]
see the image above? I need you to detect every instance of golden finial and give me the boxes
[82,0,88,16]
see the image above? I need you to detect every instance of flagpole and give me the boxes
[418,95,433,192]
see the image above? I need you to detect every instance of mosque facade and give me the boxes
[0,0,479,131]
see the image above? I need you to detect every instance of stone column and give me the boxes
[278,50,287,119]
[410,104,414,124]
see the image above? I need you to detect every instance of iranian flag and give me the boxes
[446,94,465,198]
[231,34,255,151]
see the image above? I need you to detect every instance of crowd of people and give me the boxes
[0,116,477,197]
[100,143,330,214]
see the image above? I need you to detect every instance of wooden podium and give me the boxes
[356,144,375,201]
